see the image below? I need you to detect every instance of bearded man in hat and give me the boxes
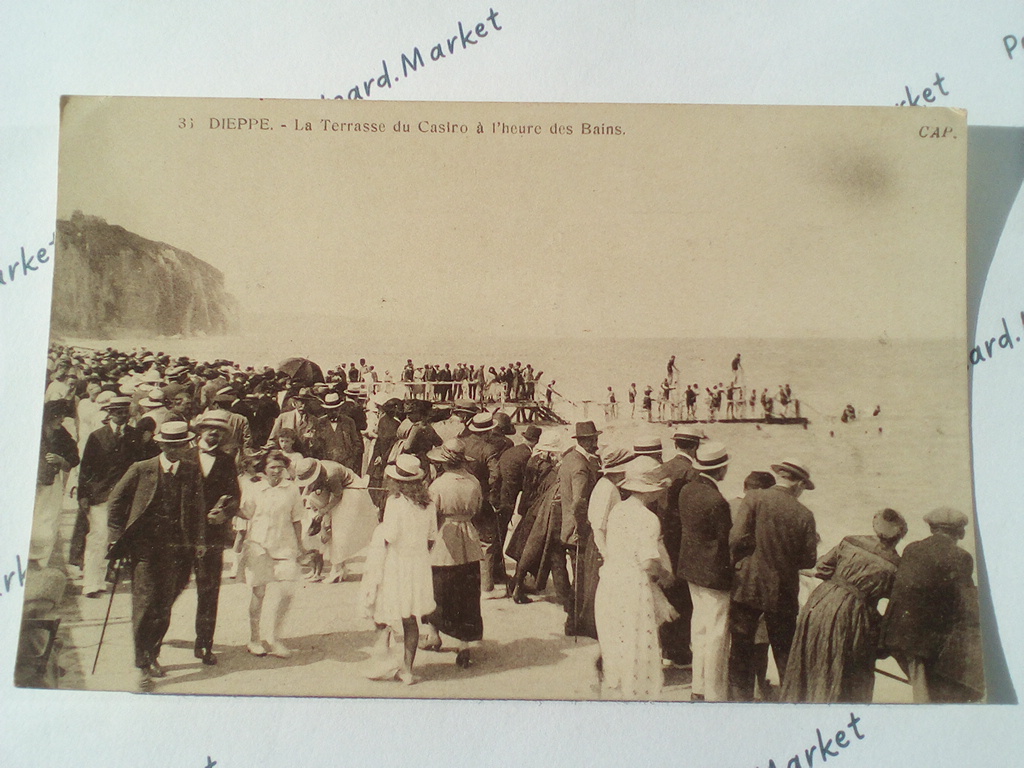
[77,396,144,597]
[184,411,242,665]
[106,419,204,690]
[728,458,818,701]
[881,507,982,702]
[556,421,601,635]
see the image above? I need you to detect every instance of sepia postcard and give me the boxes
[18,96,983,703]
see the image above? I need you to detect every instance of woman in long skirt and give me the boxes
[365,454,437,685]
[594,464,674,700]
[421,439,484,667]
[782,508,908,703]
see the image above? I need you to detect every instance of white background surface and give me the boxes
[1,2,1022,765]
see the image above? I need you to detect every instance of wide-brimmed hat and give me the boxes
[101,394,132,412]
[572,421,602,440]
[493,411,516,436]
[468,412,495,433]
[600,446,636,474]
[153,420,196,444]
[385,454,426,482]
[294,457,323,487]
[771,459,815,490]
[427,438,467,465]
[619,460,670,494]
[873,508,909,540]
[694,441,729,471]
[534,430,565,455]
[672,426,705,443]
[195,410,232,432]
[632,435,662,456]
[321,392,344,410]
[923,506,968,529]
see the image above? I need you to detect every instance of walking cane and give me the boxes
[874,666,911,685]
[91,559,123,675]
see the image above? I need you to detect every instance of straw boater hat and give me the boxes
[694,441,729,471]
[139,388,166,409]
[321,392,344,409]
[294,457,324,487]
[195,410,233,432]
[427,438,467,465]
[385,454,426,482]
[345,382,369,400]
[153,420,195,444]
[632,435,662,457]
[572,421,602,440]
[672,425,705,444]
[770,458,815,490]
[214,386,237,403]
[468,412,495,433]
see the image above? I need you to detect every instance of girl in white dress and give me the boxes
[365,454,437,684]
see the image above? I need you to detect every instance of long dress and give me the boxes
[594,496,665,700]
[424,468,484,641]
[370,494,437,631]
[781,535,900,703]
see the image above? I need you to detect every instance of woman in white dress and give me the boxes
[594,462,674,700]
[365,454,437,684]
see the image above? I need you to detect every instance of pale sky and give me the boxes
[56,97,968,339]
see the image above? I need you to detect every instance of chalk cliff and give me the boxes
[52,212,236,337]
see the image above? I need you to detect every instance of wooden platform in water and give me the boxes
[663,416,810,427]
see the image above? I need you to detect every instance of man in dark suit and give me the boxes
[650,426,704,666]
[316,392,362,472]
[186,411,241,665]
[107,420,203,690]
[881,507,982,702]
[461,411,507,594]
[727,458,818,701]
[556,421,601,635]
[494,424,541,587]
[677,441,732,701]
[77,396,143,597]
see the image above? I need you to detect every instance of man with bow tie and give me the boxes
[107,419,205,691]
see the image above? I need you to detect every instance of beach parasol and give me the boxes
[278,357,324,384]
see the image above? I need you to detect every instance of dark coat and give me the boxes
[677,475,732,591]
[38,424,79,486]
[316,413,362,472]
[729,486,817,614]
[106,456,204,561]
[78,423,144,505]
[881,533,975,661]
[558,446,599,545]
[193,447,241,549]
[495,442,532,514]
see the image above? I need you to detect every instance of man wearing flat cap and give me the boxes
[557,421,602,635]
[728,457,818,701]
[881,507,982,702]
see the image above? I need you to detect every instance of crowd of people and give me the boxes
[28,343,982,701]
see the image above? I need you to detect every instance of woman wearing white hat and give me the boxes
[594,461,675,700]
[364,455,437,684]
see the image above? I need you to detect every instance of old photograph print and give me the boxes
[18,97,983,703]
